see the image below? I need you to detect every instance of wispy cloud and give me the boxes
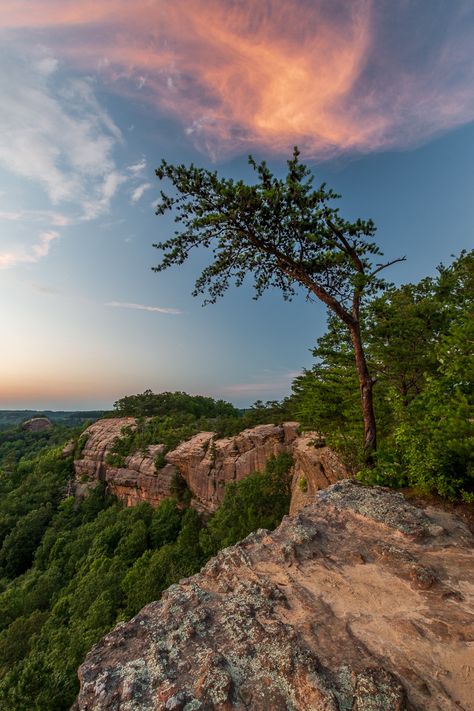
[127,158,146,176]
[0,230,59,268]
[2,1,474,159]
[0,43,124,213]
[0,41,130,266]
[32,283,61,294]
[105,301,182,315]
[130,182,152,203]
[0,208,73,226]
[0,210,23,221]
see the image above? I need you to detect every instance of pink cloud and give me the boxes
[2,1,474,159]
[0,230,59,268]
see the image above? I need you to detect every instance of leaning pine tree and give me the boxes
[153,148,404,463]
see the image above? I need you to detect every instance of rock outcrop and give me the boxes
[22,415,53,432]
[74,417,136,481]
[166,423,299,511]
[289,432,349,514]
[72,419,348,514]
[73,481,474,710]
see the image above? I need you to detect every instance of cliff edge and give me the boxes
[72,419,348,514]
[72,481,474,710]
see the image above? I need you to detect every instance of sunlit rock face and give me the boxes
[72,481,474,711]
[166,423,299,511]
[71,419,348,514]
[290,432,349,515]
[73,417,137,482]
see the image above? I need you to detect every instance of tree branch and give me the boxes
[370,256,406,278]
[326,218,364,273]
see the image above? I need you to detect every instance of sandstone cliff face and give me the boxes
[73,481,474,711]
[73,419,348,514]
[166,423,299,511]
[74,418,137,482]
[289,432,349,514]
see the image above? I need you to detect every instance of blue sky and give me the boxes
[1,1,473,409]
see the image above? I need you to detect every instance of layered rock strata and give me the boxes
[73,481,474,710]
[166,423,299,511]
[72,419,348,513]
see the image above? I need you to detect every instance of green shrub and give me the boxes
[154,451,167,470]
[170,472,191,504]
[74,433,89,459]
[200,453,293,557]
[104,453,126,468]
[298,477,308,492]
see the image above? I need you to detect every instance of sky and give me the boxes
[0,0,473,410]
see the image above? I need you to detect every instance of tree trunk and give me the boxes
[349,322,377,464]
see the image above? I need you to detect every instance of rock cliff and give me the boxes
[72,481,474,711]
[72,419,348,514]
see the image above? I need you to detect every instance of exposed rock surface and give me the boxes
[73,481,474,711]
[107,452,176,509]
[22,415,53,432]
[74,418,137,482]
[290,433,349,515]
[72,419,348,513]
[166,423,299,511]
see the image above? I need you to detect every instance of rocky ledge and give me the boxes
[72,419,348,514]
[73,481,474,710]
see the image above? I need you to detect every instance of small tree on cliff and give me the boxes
[153,148,404,463]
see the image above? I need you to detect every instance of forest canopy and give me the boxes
[0,421,292,710]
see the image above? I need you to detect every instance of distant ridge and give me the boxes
[0,410,106,430]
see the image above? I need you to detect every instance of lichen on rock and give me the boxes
[73,482,474,710]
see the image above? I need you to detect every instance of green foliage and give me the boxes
[0,443,74,558]
[108,413,201,460]
[291,249,473,497]
[154,451,167,470]
[170,471,192,504]
[74,433,89,459]
[0,504,54,577]
[149,498,183,548]
[239,399,292,428]
[200,453,293,557]
[104,452,126,468]
[0,423,78,479]
[0,435,293,709]
[299,477,308,493]
[359,290,474,499]
[107,400,294,463]
[0,411,104,432]
[154,148,395,308]
[154,149,406,458]
[113,389,237,419]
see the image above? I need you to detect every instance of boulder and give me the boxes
[21,416,52,432]
[74,417,136,482]
[167,423,300,511]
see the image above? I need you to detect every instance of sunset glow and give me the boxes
[0,1,473,408]
[2,0,474,158]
